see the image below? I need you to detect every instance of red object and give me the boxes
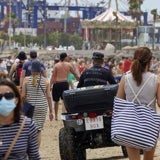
[71,114,83,119]
[123,59,132,73]
[15,62,23,80]
[88,112,97,118]
[78,66,85,74]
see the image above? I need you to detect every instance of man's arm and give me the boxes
[9,63,16,80]
[20,69,26,88]
[45,79,53,121]
[21,77,28,101]
[70,64,80,81]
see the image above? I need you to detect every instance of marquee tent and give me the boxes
[81,7,136,29]
[81,8,136,49]
[92,8,133,22]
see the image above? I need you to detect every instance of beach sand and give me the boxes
[39,106,160,160]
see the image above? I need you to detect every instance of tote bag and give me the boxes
[111,97,160,151]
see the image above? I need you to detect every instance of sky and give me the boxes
[45,0,160,20]
[46,0,160,13]
[142,0,160,13]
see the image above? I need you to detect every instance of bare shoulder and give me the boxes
[65,61,72,67]
[61,62,71,68]
[42,76,49,84]
[12,63,17,69]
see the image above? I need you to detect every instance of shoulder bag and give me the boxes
[111,74,160,151]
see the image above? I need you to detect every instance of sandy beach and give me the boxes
[39,106,160,160]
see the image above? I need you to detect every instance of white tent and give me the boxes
[81,7,136,29]
[80,8,136,50]
[91,8,134,23]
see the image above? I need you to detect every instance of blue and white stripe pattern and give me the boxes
[0,115,40,159]
[111,97,160,151]
[26,76,48,130]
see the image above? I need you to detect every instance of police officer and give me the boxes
[77,52,116,88]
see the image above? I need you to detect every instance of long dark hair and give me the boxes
[0,80,22,122]
[131,47,152,86]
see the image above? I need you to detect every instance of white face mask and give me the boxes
[0,98,16,116]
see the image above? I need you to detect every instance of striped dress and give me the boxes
[0,115,40,160]
[26,76,48,130]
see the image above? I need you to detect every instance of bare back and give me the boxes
[53,61,72,82]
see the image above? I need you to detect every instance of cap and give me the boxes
[17,51,27,60]
[60,52,67,61]
[92,52,104,59]
[31,60,41,73]
[30,50,37,58]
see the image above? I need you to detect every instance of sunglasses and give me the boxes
[0,92,15,100]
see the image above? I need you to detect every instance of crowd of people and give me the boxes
[0,47,160,159]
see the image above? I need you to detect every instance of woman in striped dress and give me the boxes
[21,60,53,147]
[0,79,40,159]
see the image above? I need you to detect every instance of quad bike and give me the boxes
[59,84,128,160]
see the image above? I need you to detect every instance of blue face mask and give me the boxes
[0,97,16,116]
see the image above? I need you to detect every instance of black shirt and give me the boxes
[77,64,117,88]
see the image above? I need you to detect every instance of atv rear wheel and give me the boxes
[59,127,86,160]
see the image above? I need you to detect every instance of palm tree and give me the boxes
[4,12,19,47]
[151,9,157,23]
[151,9,158,50]
[128,0,144,25]
[6,12,19,37]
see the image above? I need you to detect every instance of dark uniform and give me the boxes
[77,52,116,88]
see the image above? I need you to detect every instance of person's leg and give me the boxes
[61,100,66,113]
[60,82,69,113]
[126,147,140,160]
[54,101,59,120]
[143,144,156,160]
[70,81,74,89]
[52,83,60,120]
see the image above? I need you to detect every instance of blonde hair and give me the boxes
[32,73,39,86]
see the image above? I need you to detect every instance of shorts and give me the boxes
[67,73,75,83]
[52,81,69,102]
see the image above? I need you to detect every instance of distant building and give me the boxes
[37,18,81,35]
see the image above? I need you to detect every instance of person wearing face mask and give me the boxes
[0,80,40,160]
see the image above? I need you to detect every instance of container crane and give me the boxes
[0,0,149,29]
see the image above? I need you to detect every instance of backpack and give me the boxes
[14,62,24,85]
